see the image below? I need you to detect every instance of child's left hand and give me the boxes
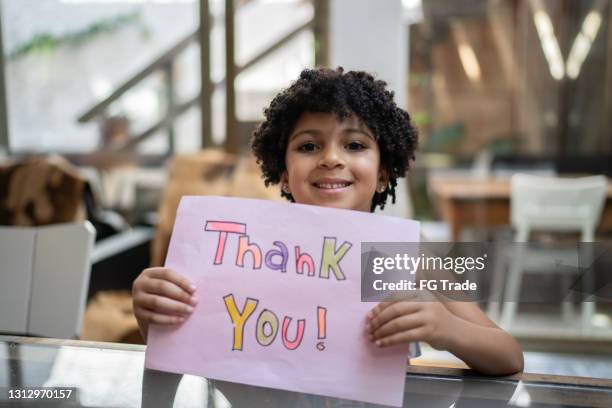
[366,301,460,350]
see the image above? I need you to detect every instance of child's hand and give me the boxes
[366,301,459,350]
[132,267,198,328]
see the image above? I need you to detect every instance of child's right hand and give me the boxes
[132,267,198,338]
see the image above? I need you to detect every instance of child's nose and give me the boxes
[318,146,345,169]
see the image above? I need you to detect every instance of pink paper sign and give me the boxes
[145,196,420,406]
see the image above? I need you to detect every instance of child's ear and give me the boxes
[377,168,390,191]
[280,171,291,195]
[280,171,288,185]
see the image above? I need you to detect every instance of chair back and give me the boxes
[510,174,607,242]
[0,222,95,338]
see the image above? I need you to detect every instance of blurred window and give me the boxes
[1,0,314,154]
[409,0,612,158]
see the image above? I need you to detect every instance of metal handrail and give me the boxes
[238,19,313,76]
[119,20,313,153]
[77,0,322,156]
[77,30,198,124]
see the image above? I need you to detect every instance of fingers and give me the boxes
[146,268,197,296]
[134,293,195,316]
[145,278,197,306]
[365,302,427,348]
[132,267,198,326]
[367,301,393,319]
[134,307,186,325]
[374,327,427,348]
[369,313,424,341]
[134,268,197,306]
[367,302,421,333]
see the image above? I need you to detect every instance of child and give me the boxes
[133,67,524,375]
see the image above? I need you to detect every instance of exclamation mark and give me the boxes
[316,306,327,351]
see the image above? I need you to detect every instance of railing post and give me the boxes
[0,2,10,153]
[606,2,612,153]
[199,0,213,149]
[163,62,175,155]
[313,0,330,67]
[225,0,238,154]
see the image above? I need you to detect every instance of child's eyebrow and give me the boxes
[344,128,375,140]
[289,128,375,141]
[289,130,320,141]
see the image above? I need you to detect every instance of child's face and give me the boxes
[282,112,388,212]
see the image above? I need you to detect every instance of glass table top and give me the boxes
[1,336,611,408]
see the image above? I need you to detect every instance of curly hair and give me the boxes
[250,67,418,211]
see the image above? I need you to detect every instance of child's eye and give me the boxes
[346,141,366,151]
[297,142,319,152]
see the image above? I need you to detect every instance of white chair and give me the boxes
[0,222,95,339]
[493,174,606,329]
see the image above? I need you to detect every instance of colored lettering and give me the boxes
[317,306,327,339]
[223,294,258,350]
[265,241,289,272]
[205,221,352,280]
[205,221,246,264]
[255,309,279,346]
[319,237,351,280]
[295,246,315,276]
[223,295,324,352]
[236,236,263,269]
[282,317,306,350]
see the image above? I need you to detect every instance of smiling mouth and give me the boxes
[313,182,353,189]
